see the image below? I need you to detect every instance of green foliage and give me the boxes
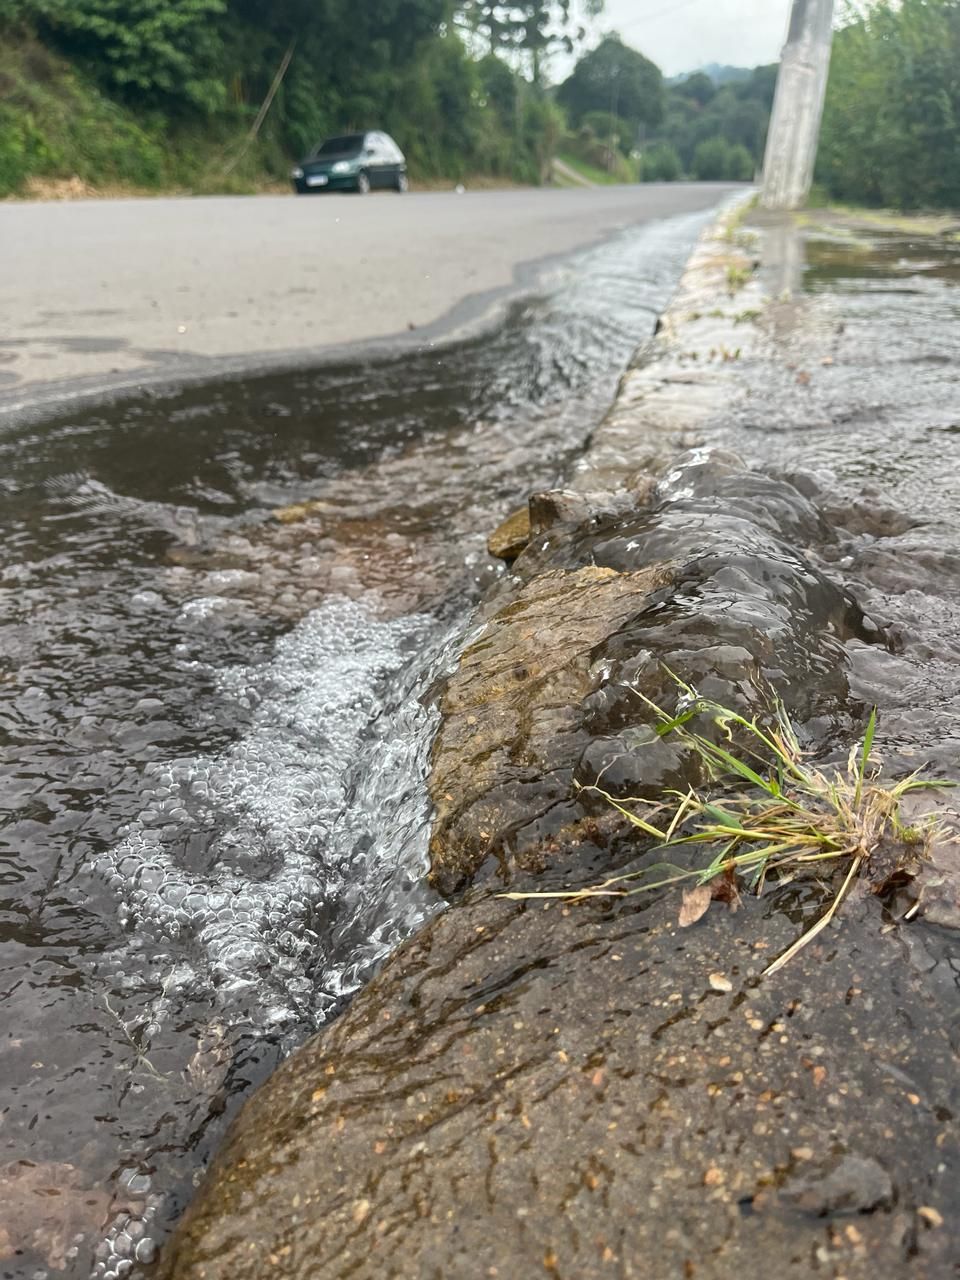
[818,0,960,210]
[649,63,776,178]
[639,141,681,182]
[0,105,32,191]
[21,0,228,111]
[0,0,582,194]
[673,70,715,107]
[691,136,727,180]
[557,142,635,185]
[0,35,171,193]
[522,93,566,182]
[557,34,664,135]
[690,135,754,181]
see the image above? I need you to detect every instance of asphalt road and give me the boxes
[0,183,738,417]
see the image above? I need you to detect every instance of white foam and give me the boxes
[94,596,446,1026]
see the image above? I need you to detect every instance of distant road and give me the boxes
[0,184,738,418]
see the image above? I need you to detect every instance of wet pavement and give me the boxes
[156,887,959,1280]
[717,216,960,777]
[0,210,716,1279]
[0,185,736,419]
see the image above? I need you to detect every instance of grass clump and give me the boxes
[503,676,952,975]
[725,262,753,292]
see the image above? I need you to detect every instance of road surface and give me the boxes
[0,184,738,418]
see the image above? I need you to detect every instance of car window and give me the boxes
[312,134,364,158]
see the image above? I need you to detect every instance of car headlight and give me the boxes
[331,160,352,174]
[291,167,304,179]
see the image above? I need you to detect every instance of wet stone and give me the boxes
[778,1154,894,1217]
[429,561,674,894]
[486,506,531,561]
[429,450,870,898]
[154,891,959,1280]
[0,1161,112,1273]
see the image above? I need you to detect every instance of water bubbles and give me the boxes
[93,1178,161,1280]
[133,1239,157,1265]
[94,596,445,1031]
[130,590,164,609]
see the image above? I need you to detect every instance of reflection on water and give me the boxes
[0,212,711,1279]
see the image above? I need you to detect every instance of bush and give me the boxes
[0,106,31,192]
[817,0,960,209]
[689,135,754,181]
[692,135,729,179]
[582,109,629,152]
[640,141,681,181]
[725,141,755,181]
[0,11,577,194]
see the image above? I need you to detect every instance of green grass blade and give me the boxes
[695,740,779,794]
[854,707,877,808]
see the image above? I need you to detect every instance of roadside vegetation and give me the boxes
[817,0,960,210]
[0,0,578,196]
[555,39,774,185]
[0,0,776,199]
[506,677,953,976]
[1,0,956,206]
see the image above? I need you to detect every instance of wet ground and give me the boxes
[718,217,960,776]
[0,210,716,1279]
[0,184,735,416]
[155,215,960,1279]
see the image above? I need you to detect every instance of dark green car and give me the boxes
[291,131,408,195]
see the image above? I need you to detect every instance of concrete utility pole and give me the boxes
[761,0,836,210]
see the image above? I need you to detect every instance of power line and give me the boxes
[615,0,712,35]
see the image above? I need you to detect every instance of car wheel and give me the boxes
[355,171,371,195]
[395,172,409,193]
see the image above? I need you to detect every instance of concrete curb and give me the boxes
[572,192,765,492]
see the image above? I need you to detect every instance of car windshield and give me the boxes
[310,134,364,159]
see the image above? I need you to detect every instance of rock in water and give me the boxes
[428,563,673,895]
[155,453,944,1279]
[486,505,531,560]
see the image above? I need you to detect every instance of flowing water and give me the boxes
[0,211,715,1280]
[709,223,960,777]
[151,218,960,1280]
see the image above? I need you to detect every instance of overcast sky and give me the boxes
[568,0,792,78]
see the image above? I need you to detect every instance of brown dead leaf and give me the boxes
[679,883,712,928]
[709,869,741,911]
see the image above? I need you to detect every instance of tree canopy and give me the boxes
[460,0,603,81]
[602,61,776,183]
[817,0,960,209]
[556,34,664,135]
[9,0,957,208]
[0,0,591,189]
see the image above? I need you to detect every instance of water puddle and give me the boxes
[0,211,713,1279]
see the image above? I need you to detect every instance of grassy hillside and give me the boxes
[0,35,290,197]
